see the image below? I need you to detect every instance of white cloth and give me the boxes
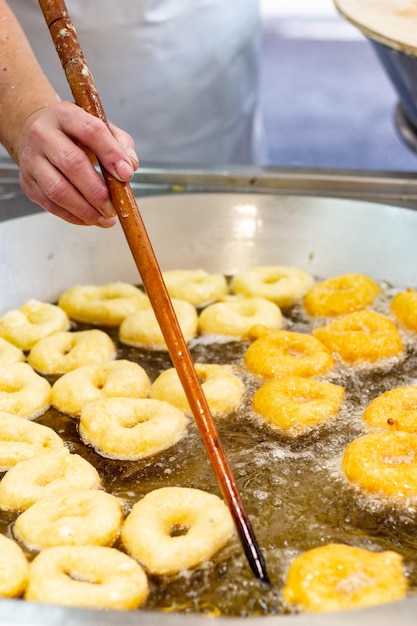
[11,0,265,165]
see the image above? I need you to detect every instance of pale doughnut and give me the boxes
[303,273,381,317]
[231,266,315,308]
[58,282,148,326]
[79,397,188,460]
[121,487,235,575]
[243,325,334,379]
[0,299,70,351]
[0,362,51,419]
[28,329,116,375]
[162,269,228,307]
[51,359,150,418]
[150,364,244,417]
[342,430,417,497]
[0,337,24,368]
[0,411,64,470]
[119,298,198,350]
[283,543,407,613]
[198,296,283,339]
[13,488,123,551]
[363,386,417,433]
[0,534,29,598]
[25,546,149,610]
[313,311,403,364]
[253,376,345,435]
[0,448,101,511]
[390,288,417,332]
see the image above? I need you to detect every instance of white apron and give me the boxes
[10,0,265,165]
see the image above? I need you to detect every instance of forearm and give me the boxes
[0,0,60,162]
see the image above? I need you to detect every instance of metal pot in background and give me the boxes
[334,0,417,153]
[2,190,417,625]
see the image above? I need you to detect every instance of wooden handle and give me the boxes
[38,0,269,583]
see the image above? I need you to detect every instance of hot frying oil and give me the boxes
[2,280,417,615]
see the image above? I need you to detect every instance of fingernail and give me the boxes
[101,199,116,218]
[127,147,139,170]
[115,159,134,181]
[97,215,117,228]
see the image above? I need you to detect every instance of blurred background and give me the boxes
[259,0,417,171]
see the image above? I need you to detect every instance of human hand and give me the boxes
[16,101,139,228]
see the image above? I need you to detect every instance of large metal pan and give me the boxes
[1,192,417,625]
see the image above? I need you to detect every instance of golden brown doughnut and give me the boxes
[13,488,123,551]
[119,298,198,350]
[313,310,403,364]
[121,487,234,575]
[25,546,149,609]
[79,397,188,460]
[0,300,70,351]
[0,362,51,419]
[231,265,315,308]
[0,448,101,511]
[162,269,228,307]
[28,329,116,375]
[58,282,148,326]
[303,273,381,317]
[243,325,334,379]
[390,289,417,332]
[253,376,345,435]
[0,411,64,471]
[283,543,407,613]
[150,364,244,417]
[0,534,29,598]
[363,386,417,433]
[342,430,417,497]
[51,359,150,418]
[198,296,283,339]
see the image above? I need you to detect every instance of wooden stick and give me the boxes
[38,0,269,583]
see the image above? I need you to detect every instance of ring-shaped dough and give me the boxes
[150,364,244,417]
[13,488,123,552]
[25,546,149,610]
[0,411,64,470]
[342,430,417,497]
[0,337,24,368]
[283,543,407,613]
[0,300,70,351]
[0,362,51,419]
[0,534,29,598]
[231,266,314,308]
[390,289,417,332]
[79,397,188,460]
[121,487,234,575]
[253,376,345,435]
[244,325,334,379]
[58,282,148,326]
[303,273,381,317]
[363,386,417,433]
[28,329,116,375]
[0,448,101,511]
[119,298,198,350]
[51,359,150,418]
[162,269,228,307]
[198,296,283,339]
[313,311,403,364]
